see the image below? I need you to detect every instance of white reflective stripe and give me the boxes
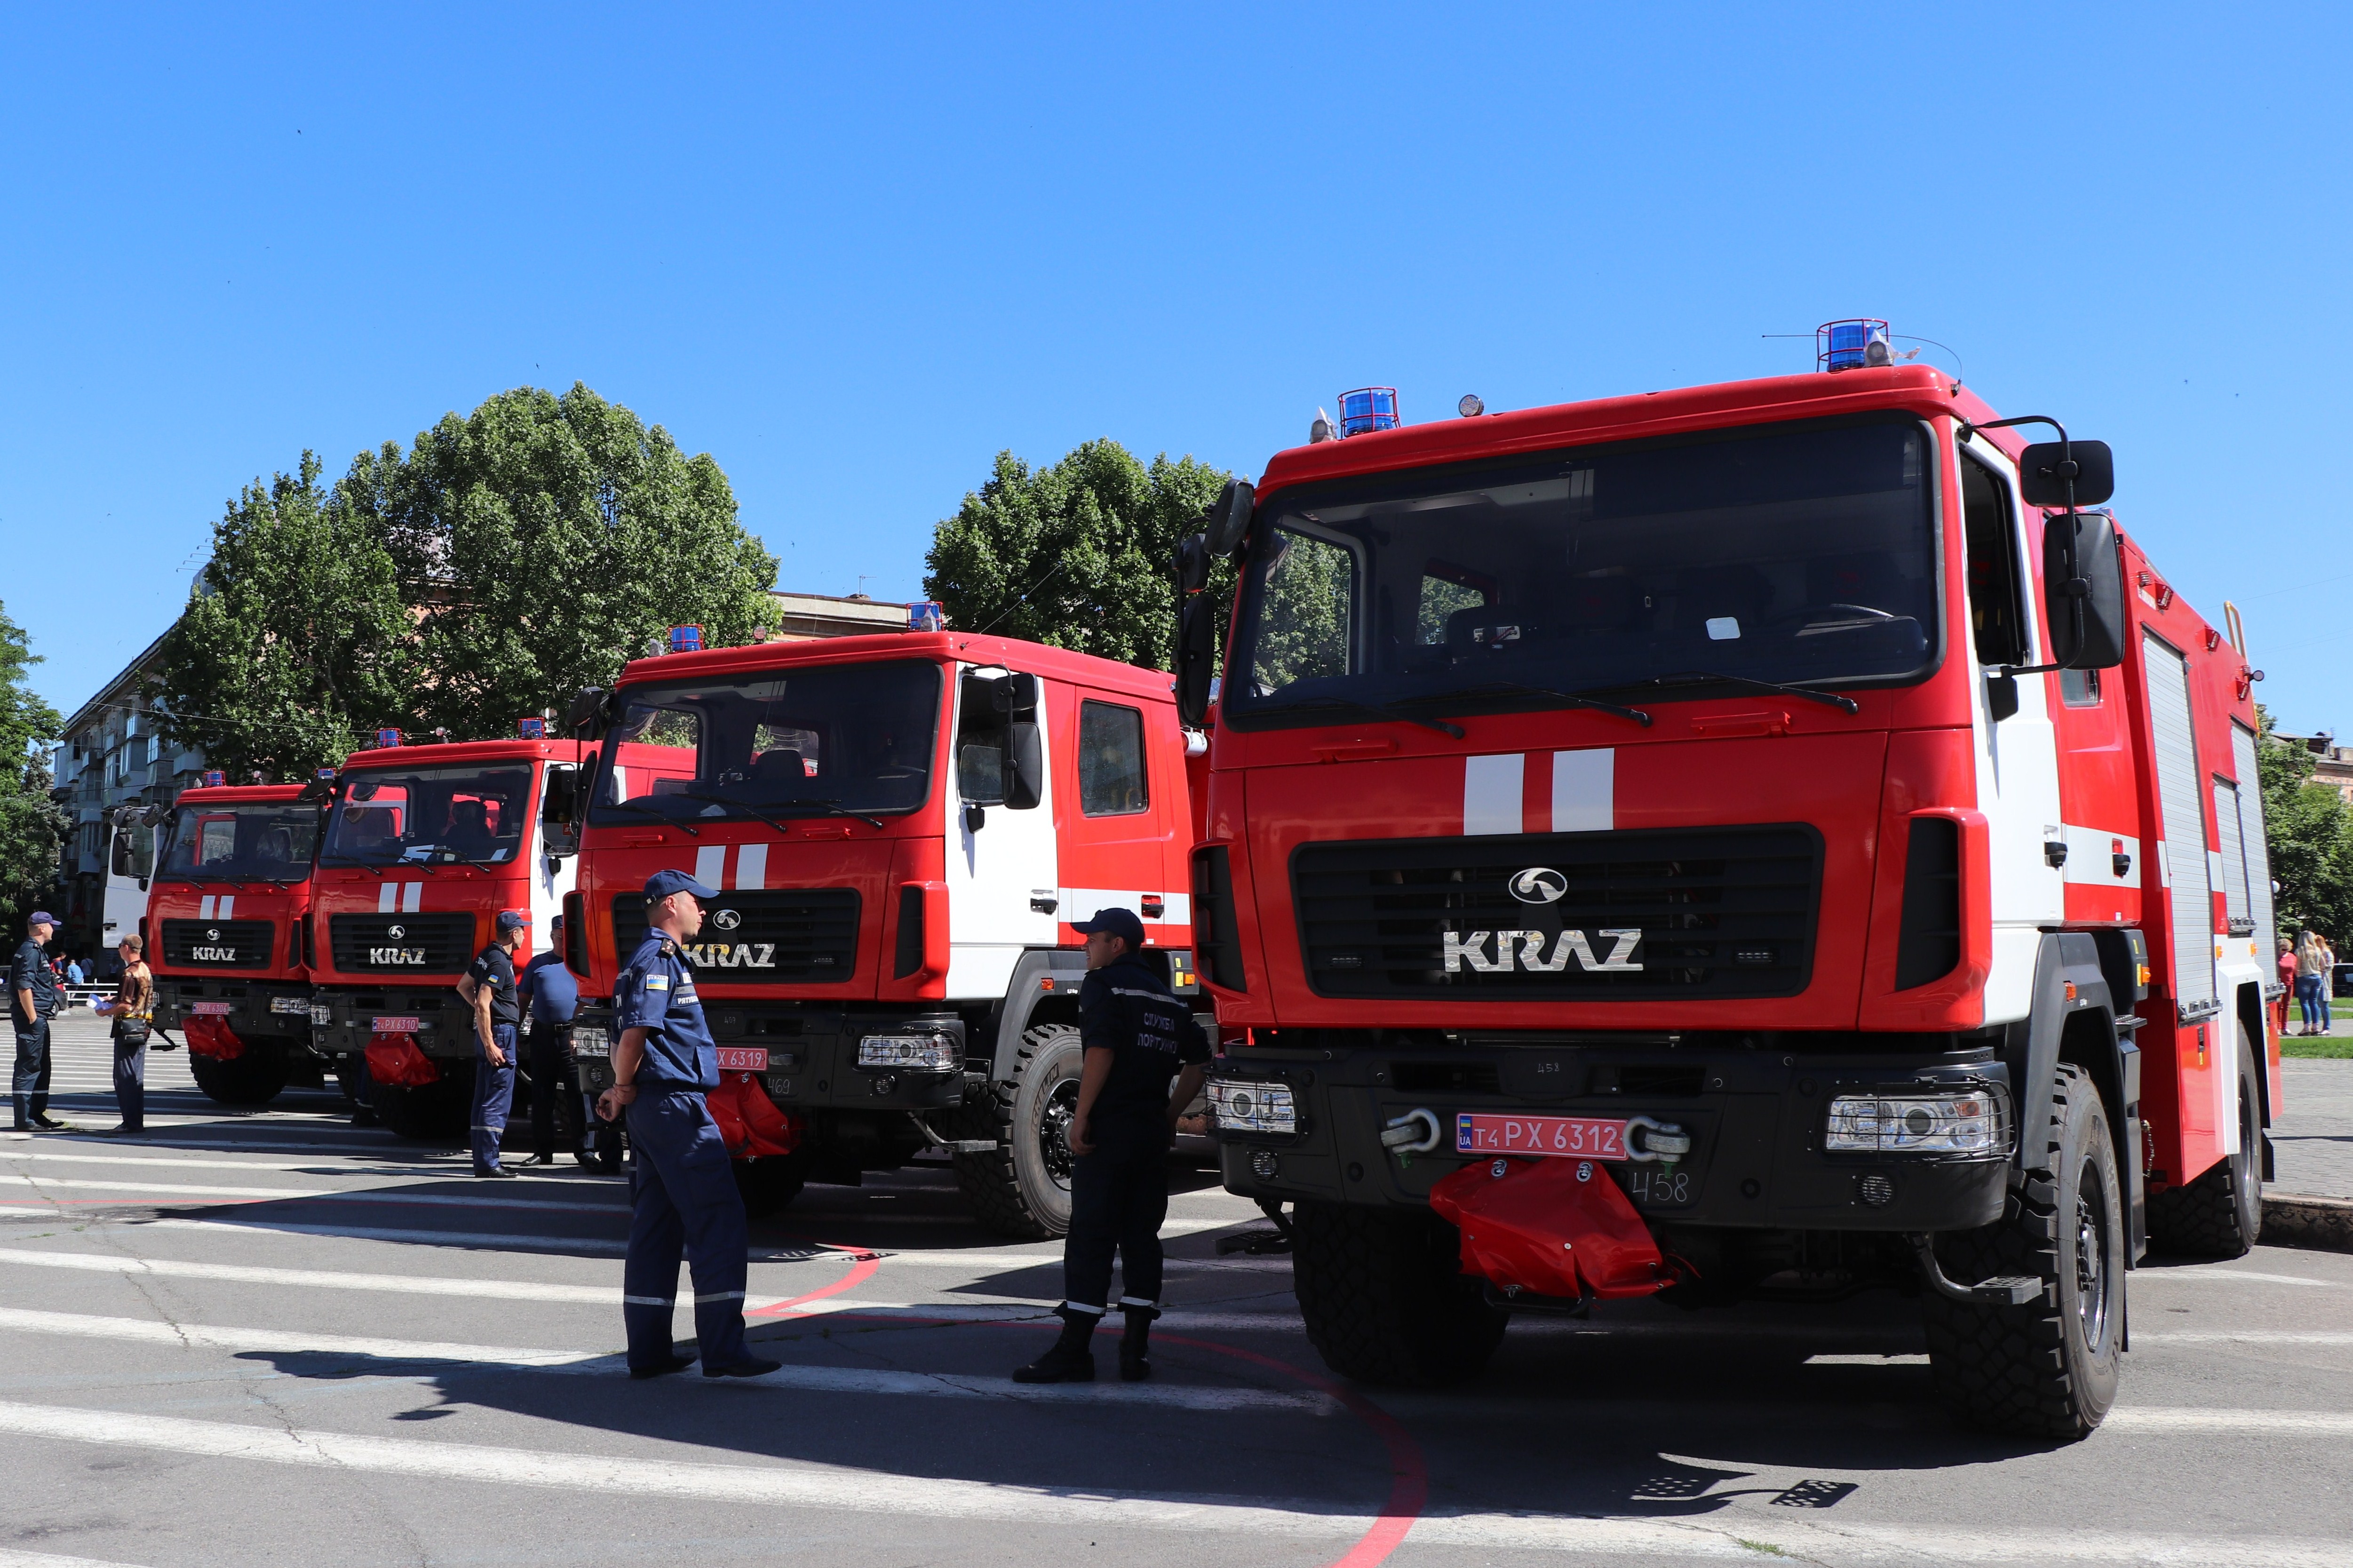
[1463,752,1522,836]
[1057,889,1190,927]
[217,895,234,919]
[694,845,726,891]
[1550,748,1612,833]
[1057,1300,1107,1316]
[198,896,215,919]
[1116,1296,1160,1308]
[621,1295,673,1307]
[1107,987,1169,999]
[734,843,767,891]
[402,882,423,914]
[378,883,397,913]
[693,1290,746,1303]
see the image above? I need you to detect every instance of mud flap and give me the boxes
[363,1032,439,1088]
[1428,1156,1676,1301]
[707,1071,803,1159]
[183,1015,246,1062]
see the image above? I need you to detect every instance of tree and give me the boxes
[0,601,68,925]
[345,383,777,739]
[2256,704,2353,941]
[154,454,416,781]
[924,441,1233,669]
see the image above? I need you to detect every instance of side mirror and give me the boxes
[1986,672,2021,723]
[963,802,987,834]
[1177,532,1210,596]
[567,686,611,740]
[1204,480,1254,557]
[2017,440,2115,509]
[1176,593,1216,728]
[540,767,579,827]
[1006,721,1044,810]
[2043,509,2126,670]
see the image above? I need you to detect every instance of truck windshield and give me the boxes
[320,764,534,866]
[159,804,318,883]
[1225,417,1939,726]
[588,659,942,825]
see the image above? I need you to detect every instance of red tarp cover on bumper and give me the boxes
[364,1033,440,1088]
[707,1071,803,1160]
[1429,1155,1673,1301]
[182,1014,245,1062]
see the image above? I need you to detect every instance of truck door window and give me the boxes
[1078,701,1148,817]
[1248,527,1356,697]
[1961,454,2028,668]
[2060,667,2102,707]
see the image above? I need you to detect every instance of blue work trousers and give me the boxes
[1060,1120,1170,1318]
[470,1024,518,1172]
[113,1028,146,1130]
[11,1019,53,1127]
[621,1089,749,1372]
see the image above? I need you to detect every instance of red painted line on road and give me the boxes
[744,1246,881,1320]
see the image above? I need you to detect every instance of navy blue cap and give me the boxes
[496,909,529,933]
[27,911,56,927]
[1072,907,1145,947]
[644,868,718,903]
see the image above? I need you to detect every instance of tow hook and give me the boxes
[1908,1233,2041,1306]
[1625,1114,1691,1165]
[1381,1107,1444,1166]
[904,1111,999,1155]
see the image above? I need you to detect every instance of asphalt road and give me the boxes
[2,1011,2350,1568]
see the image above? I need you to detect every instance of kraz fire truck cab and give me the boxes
[307,735,581,1138]
[560,626,1202,1234]
[146,782,325,1105]
[1179,339,2280,1439]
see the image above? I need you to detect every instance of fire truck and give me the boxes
[1180,336,2279,1439]
[558,626,1203,1233]
[307,736,582,1138]
[145,782,326,1104]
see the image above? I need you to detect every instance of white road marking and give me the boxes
[0,1173,624,1213]
[2134,1331,2353,1345]
[1804,1353,1928,1366]
[0,1148,417,1174]
[0,1306,594,1368]
[2106,1407,2353,1435]
[2131,1268,2346,1288]
[0,1549,156,1568]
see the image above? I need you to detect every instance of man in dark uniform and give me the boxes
[596,869,780,1381]
[1014,907,1210,1384]
[459,909,529,1178]
[517,913,580,1167]
[11,912,66,1133]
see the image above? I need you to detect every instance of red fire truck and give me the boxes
[1180,343,2279,1438]
[559,627,1203,1233]
[146,782,326,1104]
[307,737,583,1138]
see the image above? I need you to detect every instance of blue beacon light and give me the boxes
[1817,319,1892,372]
[375,729,402,749]
[201,770,226,788]
[668,625,704,653]
[1337,387,1400,437]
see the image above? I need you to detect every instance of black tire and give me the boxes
[733,1152,808,1219]
[188,1044,289,1107]
[1291,1200,1509,1386]
[1922,1063,2124,1440]
[2146,1020,2263,1258]
[373,1067,472,1145]
[952,1023,1083,1239]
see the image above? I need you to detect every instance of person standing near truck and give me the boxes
[96,935,153,1134]
[517,913,580,1167]
[11,913,66,1134]
[595,869,779,1381]
[1013,907,1210,1385]
[460,910,529,1178]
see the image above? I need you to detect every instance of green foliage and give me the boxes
[923,442,1232,669]
[0,601,68,923]
[1248,527,1356,696]
[2256,704,2353,942]
[346,383,778,740]
[154,454,415,782]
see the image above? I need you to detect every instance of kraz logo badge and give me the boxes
[191,943,238,962]
[1508,868,1568,905]
[710,908,742,931]
[206,926,222,940]
[388,924,405,939]
[369,923,427,965]
[684,941,777,969]
[1443,928,1643,973]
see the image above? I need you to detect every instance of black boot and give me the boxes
[1119,1307,1153,1382]
[1012,1310,1098,1383]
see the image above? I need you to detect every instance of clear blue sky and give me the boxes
[5,4,2347,734]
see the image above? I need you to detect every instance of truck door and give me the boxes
[2142,632,2217,1017]
[944,665,1058,997]
[1056,686,1179,942]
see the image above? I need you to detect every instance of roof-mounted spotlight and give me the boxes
[1458,394,1485,417]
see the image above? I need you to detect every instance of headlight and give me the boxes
[1206,1077,1297,1135]
[858,1033,958,1071]
[570,1026,611,1059]
[1825,1090,2009,1156]
[309,1005,331,1027]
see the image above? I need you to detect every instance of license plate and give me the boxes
[270,996,311,1015]
[716,1046,769,1073]
[371,1016,422,1033]
[1455,1113,1628,1160]
[191,1001,233,1016]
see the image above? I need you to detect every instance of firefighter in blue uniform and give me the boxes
[11,911,66,1133]
[596,869,780,1381]
[1014,907,1211,1384]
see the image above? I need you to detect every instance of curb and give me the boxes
[2263,1192,2353,1254]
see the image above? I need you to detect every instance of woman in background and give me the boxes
[94,935,152,1133]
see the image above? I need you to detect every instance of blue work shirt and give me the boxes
[612,931,717,1092]
[519,950,579,1027]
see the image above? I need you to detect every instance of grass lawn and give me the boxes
[2282,1034,2353,1059]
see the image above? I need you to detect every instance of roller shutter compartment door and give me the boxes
[2230,723,2279,960]
[2214,779,2251,928]
[2143,634,2215,1012]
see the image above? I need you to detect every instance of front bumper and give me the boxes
[567,1003,968,1114]
[1213,1036,2011,1234]
[310,985,477,1060]
[153,977,318,1047]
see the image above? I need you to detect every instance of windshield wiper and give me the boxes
[601,798,701,837]
[687,787,886,833]
[1621,671,1860,715]
[1407,681,1652,728]
[1251,695,1464,739]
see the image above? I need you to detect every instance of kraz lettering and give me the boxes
[191,946,238,963]
[684,942,778,969]
[367,947,429,965]
[1442,928,1643,974]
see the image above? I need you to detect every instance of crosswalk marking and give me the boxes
[0,1549,155,1568]
[0,1172,625,1213]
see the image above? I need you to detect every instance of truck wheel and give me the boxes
[189,1045,288,1107]
[2146,1021,2263,1258]
[734,1153,808,1219]
[373,1072,471,1145]
[1922,1062,2123,1440]
[952,1023,1081,1239]
[1291,1201,1507,1386]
